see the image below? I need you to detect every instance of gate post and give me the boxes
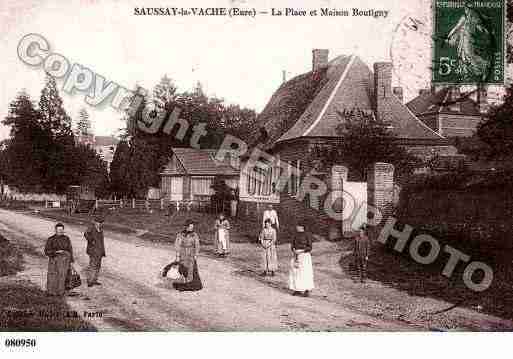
[367,162,394,239]
[328,165,348,240]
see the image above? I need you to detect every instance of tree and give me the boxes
[314,119,419,181]
[2,87,110,195]
[476,84,513,157]
[39,73,72,137]
[1,91,51,191]
[222,104,258,144]
[153,75,177,109]
[117,76,259,197]
[109,140,131,197]
[126,137,158,198]
[77,108,92,136]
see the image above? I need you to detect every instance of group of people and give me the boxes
[44,216,106,296]
[211,204,315,297]
[45,204,371,298]
[258,204,314,297]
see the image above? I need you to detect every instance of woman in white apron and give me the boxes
[215,213,230,256]
[289,224,314,297]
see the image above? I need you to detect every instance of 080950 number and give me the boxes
[4,338,37,348]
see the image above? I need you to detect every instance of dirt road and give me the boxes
[0,209,414,331]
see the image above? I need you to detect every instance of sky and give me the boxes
[0,0,508,140]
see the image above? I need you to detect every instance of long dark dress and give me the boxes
[173,230,203,291]
[44,234,74,296]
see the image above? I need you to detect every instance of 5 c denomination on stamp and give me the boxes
[433,0,505,84]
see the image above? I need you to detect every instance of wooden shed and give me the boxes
[160,148,239,201]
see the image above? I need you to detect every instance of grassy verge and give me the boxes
[37,208,303,245]
[0,237,24,276]
[0,280,96,331]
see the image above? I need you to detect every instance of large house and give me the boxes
[237,49,459,231]
[406,86,488,137]
[160,148,239,201]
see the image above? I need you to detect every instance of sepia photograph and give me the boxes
[1,0,513,356]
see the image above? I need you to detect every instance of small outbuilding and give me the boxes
[160,148,239,202]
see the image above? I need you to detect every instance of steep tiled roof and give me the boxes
[255,65,330,149]
[253,54,443,150]
[165,148,239,176]
[406,88,482,116]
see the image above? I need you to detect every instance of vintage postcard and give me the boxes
[0,0,513,356]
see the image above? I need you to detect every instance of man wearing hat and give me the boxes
[84,216,106,287]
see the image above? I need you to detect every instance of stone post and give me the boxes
[328,165,348,240]
[367,163,394,238]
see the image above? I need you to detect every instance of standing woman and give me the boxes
[289,224,314,297]
[45,223,74,296]
[215,213,231,256]
[259,218,278,276]
[173,219,203,291]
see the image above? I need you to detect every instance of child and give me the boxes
[354,224,370,283]
[215,213,231,256]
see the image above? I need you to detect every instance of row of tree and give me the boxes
[0,74,109,196]
[109,76,258,198]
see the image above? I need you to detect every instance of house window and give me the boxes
[246,165,274,197]
[289,160,300,196]
[261,166,272,196]
[247,170,257,195]
[191,177,214,196]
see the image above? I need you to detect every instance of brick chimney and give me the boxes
[478,86,489,114]
[447,86,461,112]
[374,62,393,122]
[312,49,329,71]
[393,86,403,103]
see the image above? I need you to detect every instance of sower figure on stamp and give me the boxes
[45,223,74,296]
[84,216,106,287]
[354,224,370,283]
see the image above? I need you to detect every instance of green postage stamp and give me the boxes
[433,0,505,84]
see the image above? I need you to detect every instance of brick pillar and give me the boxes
[327,165,348,240]
[367,162,394,227]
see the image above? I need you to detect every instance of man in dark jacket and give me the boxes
[84,216,106,287]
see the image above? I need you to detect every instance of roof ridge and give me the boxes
[394,96,445,139]
[303,55,356,136]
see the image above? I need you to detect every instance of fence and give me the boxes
[1,196,236,216]
[91,197,231,214]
